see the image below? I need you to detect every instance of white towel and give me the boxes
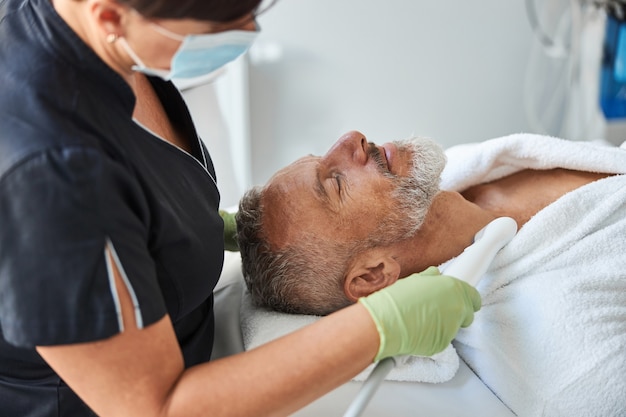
[440,133,626,192]
[240,286,459,383]
[442,134,626,416]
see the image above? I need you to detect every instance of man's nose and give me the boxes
[323,130,368,165]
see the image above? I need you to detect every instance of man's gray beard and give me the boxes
[367,136,446,248]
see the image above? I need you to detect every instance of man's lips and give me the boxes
[381,142,396,173]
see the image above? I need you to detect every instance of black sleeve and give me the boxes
[0,146,167,348]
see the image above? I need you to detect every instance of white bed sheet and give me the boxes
[212,252,516,417]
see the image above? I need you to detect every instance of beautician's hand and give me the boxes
[219,210,239,251]
[359,267,481,361]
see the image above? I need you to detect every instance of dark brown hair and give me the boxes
[118,0,275,22]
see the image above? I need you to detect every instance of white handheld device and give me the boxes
[442,216,517,285]
[342,217,518,417]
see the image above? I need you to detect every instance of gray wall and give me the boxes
[247,0,535,185]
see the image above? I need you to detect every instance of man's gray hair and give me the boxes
[236,186,353,316]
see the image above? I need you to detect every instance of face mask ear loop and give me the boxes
[118,37,148,69]
[149,23,186,42]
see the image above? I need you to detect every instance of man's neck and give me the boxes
[397,168,612,276]
[395,191,499,276]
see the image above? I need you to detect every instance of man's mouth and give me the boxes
[382,142,397,174]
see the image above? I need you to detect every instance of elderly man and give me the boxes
[236,130,626,417]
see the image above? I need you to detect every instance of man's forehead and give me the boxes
[269,155,318,180]
[261,156,320,249]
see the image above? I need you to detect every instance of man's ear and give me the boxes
[344,255,401,302]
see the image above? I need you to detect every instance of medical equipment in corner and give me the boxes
[523,0,626,144]
[342,217,518,417]
[599,2,626,119]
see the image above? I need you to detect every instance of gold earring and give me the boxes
[106,33,119,44]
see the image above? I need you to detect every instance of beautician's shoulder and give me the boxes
[0,67,141,217]
[0,0,138,178]
[0,58,133,189]
[0,96,121,189]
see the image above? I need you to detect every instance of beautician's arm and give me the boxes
[37,251,380,417]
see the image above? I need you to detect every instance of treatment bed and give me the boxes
[212,252,517,417]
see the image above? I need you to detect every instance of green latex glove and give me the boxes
[359,267,481,361]
[219,210,239,252]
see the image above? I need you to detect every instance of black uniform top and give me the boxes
[0,0,225,415]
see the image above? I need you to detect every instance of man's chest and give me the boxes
[461,168,612,226]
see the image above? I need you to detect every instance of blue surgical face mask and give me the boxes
[120,22,259,80]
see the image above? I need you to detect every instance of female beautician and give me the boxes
[0,0,481,415]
